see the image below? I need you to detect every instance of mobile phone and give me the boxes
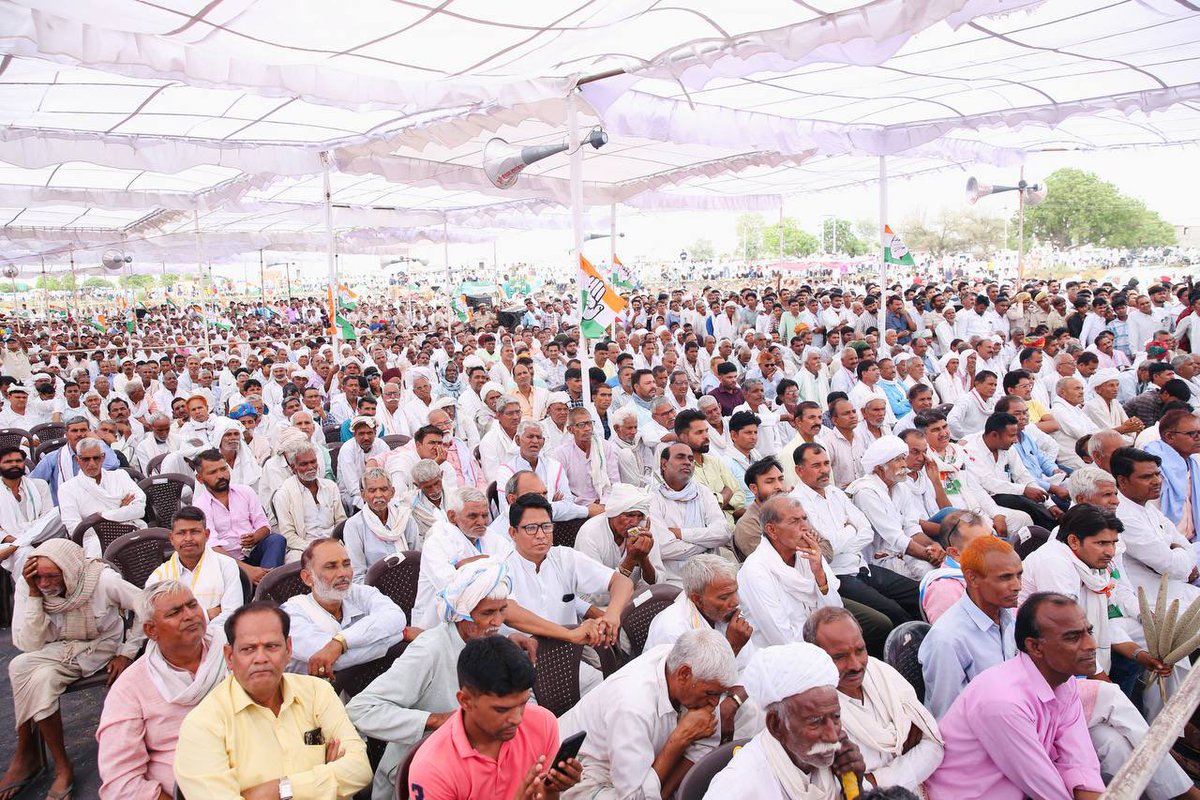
[543,731,586,783]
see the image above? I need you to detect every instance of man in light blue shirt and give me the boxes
[919,535,1022,718]
[995,396,1070,509]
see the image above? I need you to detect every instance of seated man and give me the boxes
[175,602,371,798]
[57,435,147,557]
[3,539,143,799]
[732,456,789,558]
[280,539,409,679]
[573,483,667,603]
[407,636,581,799]
[502,493,634,694]
[146,505,243,632]
[347,559,518,799]
[925,593,1105,800]
[739,495,842,648]
[411,486,512,629]
[336,415,390,512]
[803,607,943,794]
[0,444,62,575]
[560,629,739,800]
[555,406,619,508]
[963,412,1061,531]
[342,466,420,582]
[703,641,866,799]
[97,581,228,800]
[274,443,347,562]
[30,415,119,505]
[497,420,592,521]
[409,458,449,538]
[846,436,944,580]
[134,412,179,475]
[919,536,1020,718]
[918,510,993,623]
[650,442,730,581]
[191,448,287,583]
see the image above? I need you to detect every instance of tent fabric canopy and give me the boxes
[0,0,1196,269]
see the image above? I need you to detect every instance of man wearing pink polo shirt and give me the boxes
[407,636,582,800]
[190,449,286,584]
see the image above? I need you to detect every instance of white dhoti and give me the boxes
[1086,679,1193,800]
[875,554,934,581]
[8,641,99,724]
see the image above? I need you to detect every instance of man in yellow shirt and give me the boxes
[175,602,371,799]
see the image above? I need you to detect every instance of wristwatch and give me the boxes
[332,633,349,653]
[279,776,294,800]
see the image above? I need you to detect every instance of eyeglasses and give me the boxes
[1167,429,1200,439]
[517,522,555,537]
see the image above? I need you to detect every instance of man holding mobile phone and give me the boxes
[407,636,583,799]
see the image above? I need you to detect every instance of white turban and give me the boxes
[1088,368,1121,390]
[435,557,512,624]
[427,396,456,417]
[350,415,377,431]
[743,643,838,707]
[604,484,650,518]
[546,391,571,407]
[861,435,908,472]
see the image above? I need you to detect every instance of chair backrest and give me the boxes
[382,434,410,449]
[253,562,310,604]
[333,640,407,700]
[552,517,586,549]
[238,567,253,604]
[324,425,342,444]
[531,635,584,717]
[71,513,139,553]
[328,442,342,477]
[138,473,192,527]
[619,584,682,659]
[123,465,146,483]
[104,528,173,588]
[332,520,346,541]
[0,427,29,451]
[30,422,65,443]
[365,551,421,618]
[32,437,66,465]
[1015,524,1051,560]
[146,452,169,476]
[394,734,430,800]
[883,620,931,702]
[675,739,748,800]
[486,481,499,521]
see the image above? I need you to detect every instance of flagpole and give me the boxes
[194,211,211,354]
[877,155,888,336]
[443,215,451,290]
[569,93,589,406]
[68,251,79,321]
[259,249,266,309]
[610,202,617,338]
[321,151,339,347]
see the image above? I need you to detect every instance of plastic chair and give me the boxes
[333,640,407,700]
[145,452,170,476]
[675,739,748,800]
[328,442,342,477]
[138,473,193,527]
[32,437,65,465]
[0,427,29,452]
[530,634,586,717]
[486,481,499,521]
[552,517,586,549]
[71,513,139,554]
[30,422,65,443]
[122,465,146,483]
[1014,524,1051,560]
[394,734,430,800]
[619,584,681,660]
[365,551,421,619]
[332,520,346,541]
[883,620,931,701]
[324,425,342,444]
[104,528,172,588]
[382,434,410,449]
[253,562,310,604]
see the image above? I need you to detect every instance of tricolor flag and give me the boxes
[207,316,232,331]
[338,283,358,310]
[164,293,179,309]
[579,254,628,339]
[89,313,107,331]
[335,313,357,340]
[882,225,915,266]
[451,294,472,323]
[610,254,635,291]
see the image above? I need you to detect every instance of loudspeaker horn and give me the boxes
[101,249,132,272]
[483,128,608,189]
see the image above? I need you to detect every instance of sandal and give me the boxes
[0,767,44,800]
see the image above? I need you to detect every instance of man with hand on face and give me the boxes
[703,641,866,799]
[281,539,410,680]
[0,444,61,575]
[174,602,372,799]
[572,483,666,603]
[146,505,243,633]
[407,636,582,800]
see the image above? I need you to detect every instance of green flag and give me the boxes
[335,313,357,340]
[882,225,915,266]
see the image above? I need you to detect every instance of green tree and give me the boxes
[82,277,112,289]
[689,238,715,263]
[1021,168,1176,249]
[36,275,62,291]
[736,213,764,260]
[821,218,868,256]
[903,209,1007,257]
[158,271,181,289]
[119,273,155,290]
[761,217,820,258]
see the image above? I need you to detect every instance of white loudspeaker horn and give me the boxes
[101,249,132,272]
[483,128,608,189]
[965,176,994,205]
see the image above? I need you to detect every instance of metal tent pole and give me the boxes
[321,151,339,345]
[877,155,888,336]
[568,93,589,406]
[193,211,211,353]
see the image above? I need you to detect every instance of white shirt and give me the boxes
[645,590,758,673]
[573,515,670,604]
[58,468,147,557]
[496,453,586,522]
[281,583,408,674]
[703,731,842,800]
[411,521,511,629]
[477,425,520,479]
[146,547,242,632]
[946,390,995,440]
[962,433,1038,496]
[503,546,615,626]
[789,481,872,575]
[816,426,865,489]
[738,541,841,648]
[648,484,729,583]
[1115,492,1200,606]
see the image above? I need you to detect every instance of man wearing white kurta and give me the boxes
[495,420,588,522]
[341,467,421,582]
[559,629,740,800]
[573,484,668,603]
[346,558,515,800]
[0,447,61,575]
[703,642,865,800]
[280,539,408,677]
[1052,376,1101,470]
[477,395,521,477]
[649,443,730,582]
[145,506,242,633]
[410,487,512,629]
[336,416,391,512]
[804,607,943,793]
[273,446,347,561]
[57,437,147,558]
[738,495,842,649]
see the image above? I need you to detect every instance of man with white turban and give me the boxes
[336,415,391,511]
[559,629,740,800]
[208,416,262,493]
[703,642,866,799]
[1083,368,1140,442]
[803,607,943,793]
[347,558,519,800]
[573,483,668,603]
[846,436,945,581]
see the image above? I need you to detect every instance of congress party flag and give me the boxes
[882,225,915,266]
[337,283,358,310]
[579,253,628,339]
[452,294,473,323]
[610,254,635,291]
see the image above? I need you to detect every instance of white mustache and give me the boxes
[806,741,840,756]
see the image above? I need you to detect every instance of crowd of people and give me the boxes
[0,270,1199,799]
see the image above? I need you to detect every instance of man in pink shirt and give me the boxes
[924,592,1105,800]
[191,449,285,582]
[407,636,582,799]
